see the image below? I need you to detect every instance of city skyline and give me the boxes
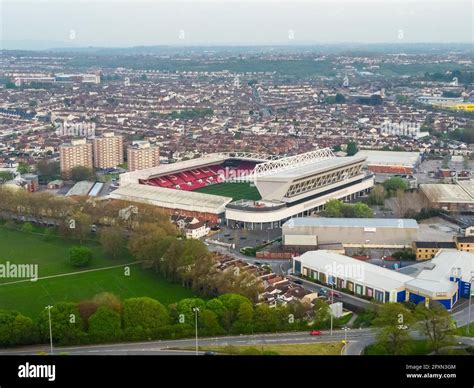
[1,0,473,50]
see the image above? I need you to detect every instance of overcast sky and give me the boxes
[1,0,473,48]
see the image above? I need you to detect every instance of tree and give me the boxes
[199,309,225,336]
[128,223,170,266]
[383,177,407,194]
[373,303,414,355]
[0,310,37,346]
[37,302,85,345]
[17,162,30,175]
[232,302,254,334]
[88,306,122,343]
[414,302,454,354]
[70,211,93,243]
[368,185,386,206]
[253,304,279,332]
[332,144,342,152]
[21,222,34,233]
[176,298,206,325]
[0,171,14,183]
[69,246,93,267]
[36,160,60,182]
[346,141,358,156]
[122,297,169,334]
[92,292,123,314]
[218,294,253,331]
[313,299,330,327]
[353,202,373,218]
[70,166,94,182]
[99,226,127,259]
[206,298,228,326]
[324,199,343,217]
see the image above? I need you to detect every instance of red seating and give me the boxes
[139,161,258,192]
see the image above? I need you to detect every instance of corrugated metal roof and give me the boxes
[109,183,232,213]
[284,217,418,229]
[296,250,413,291]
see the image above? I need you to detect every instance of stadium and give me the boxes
[113,148,375,228]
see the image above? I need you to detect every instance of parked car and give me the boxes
[292,279,303,285]
[328,291,341,298]
[310,330,322,336]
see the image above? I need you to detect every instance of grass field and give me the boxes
[456,323,474,337]
[0,225,129,283]
[194,182,261,201]
[179,342,344,355]
[0,226,194,316]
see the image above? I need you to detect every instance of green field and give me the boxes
[0,226,194,316]
[194,182,261,201]
[177,342,344,355]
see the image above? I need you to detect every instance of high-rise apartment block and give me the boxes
[59,139,93,178]
[127,141,160,171]
[92,132,124,169]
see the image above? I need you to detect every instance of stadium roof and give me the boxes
[357,150,420,167]
[120,154,228,185]
[297,250,413,291]
[284,217,418,229]
[109,183,233,214]
[120,151,278,186]
[264,156,366,181]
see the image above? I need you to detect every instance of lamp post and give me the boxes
[193,307,200,355]
[45,305,53,355]
[330,280,335,337]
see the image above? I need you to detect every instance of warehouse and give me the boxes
[403,250,474,309]
[282,217,418,248]
[419,182,474,212]
[357,150,421,175]
[293,249,474,309]
[293,250,412,303]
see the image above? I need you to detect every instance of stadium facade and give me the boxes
[114,148,374,228]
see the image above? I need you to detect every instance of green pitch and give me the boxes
[0,226,194,317]
[194,182,261,201]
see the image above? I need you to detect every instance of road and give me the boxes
[0,329,374,356]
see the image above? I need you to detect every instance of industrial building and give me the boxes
[420,181,474,212]
[357,150,421,175]
[293,250,412,303]
[403,250,473,309]
[293,249,474,309]
[283,217,418,248]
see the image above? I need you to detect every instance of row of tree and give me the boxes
[0,292,340,347]
[324,199,373,218]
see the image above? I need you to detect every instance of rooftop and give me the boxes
[284,217,418,229]
[297,250,414,291]
[109,183,233,214]
[420,183,474,203]
[358,150,420,167]
[262,155,366,181]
